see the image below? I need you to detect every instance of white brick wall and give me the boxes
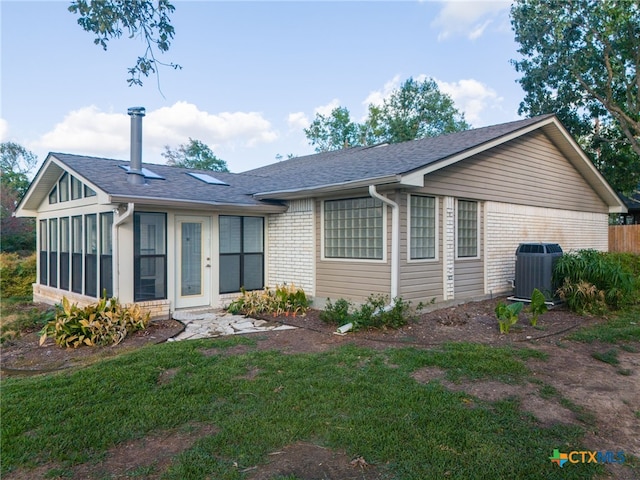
[484,202,609,295]
[443,196,455,300]
[266,199,315,295]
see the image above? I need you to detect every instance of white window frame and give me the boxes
[407,194,439,263]
[321,196,387,263]
[455,199,480,260]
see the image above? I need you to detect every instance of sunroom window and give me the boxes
[324,197,383,260]
[134,212,167,301]
[410,195,436,260]
[219,216,264,293]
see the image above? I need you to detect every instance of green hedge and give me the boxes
[0,252,36,299]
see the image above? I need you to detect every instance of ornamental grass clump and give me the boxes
[226,284,310,317]
[39,293,150,348]
[553,250,637,314]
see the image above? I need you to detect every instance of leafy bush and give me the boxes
[527,288,548,326]
[495,301,523,334]
[320,298,352,325]
[39,294,151,348]
[553,250,637,313]
[226,284,310,317]
[0,252,36,298]
[320,294,421,331]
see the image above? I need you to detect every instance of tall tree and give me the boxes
[162,138,229,172]
[69,0,180,87]
[373,78,470,144]
[304,107,360,153]
[511,0,640,194]
[1,143,37,252]
[304,77,469,152]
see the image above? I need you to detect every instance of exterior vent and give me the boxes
[514,243,563,301]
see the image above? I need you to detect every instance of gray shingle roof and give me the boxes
[51,154,269,206]
[49,114,555,206]
[243,114,555,193]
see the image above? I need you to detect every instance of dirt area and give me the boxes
[1,297,639,479]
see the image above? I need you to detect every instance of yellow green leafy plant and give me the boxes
[39,293,151,348]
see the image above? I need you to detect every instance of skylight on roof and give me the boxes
[186,172,229,185]
[118,165,165,179]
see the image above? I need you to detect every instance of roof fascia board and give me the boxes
[107,195,287,213]
[253,174,400,200]
[400,117,558,187]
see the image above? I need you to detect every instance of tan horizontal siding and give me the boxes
[315,197,391,303]
[423,131,608,213]
[398,193,445,303]
[454,260,484,296]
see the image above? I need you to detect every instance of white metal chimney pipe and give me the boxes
[127,106,146,185]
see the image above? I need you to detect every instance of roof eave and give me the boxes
[253,174,401,200]
[107,195,287,213]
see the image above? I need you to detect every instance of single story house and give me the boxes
[16,110,627,318]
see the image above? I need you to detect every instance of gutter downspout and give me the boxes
[368,185,399,306]
[113,202,134,298]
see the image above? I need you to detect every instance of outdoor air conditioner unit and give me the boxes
[513,243,563,301]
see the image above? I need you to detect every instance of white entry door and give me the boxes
[175,216,211,309]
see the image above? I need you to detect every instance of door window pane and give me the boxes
[181,222,202,296]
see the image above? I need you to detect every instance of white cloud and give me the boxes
[363,75,402,108]
[431,0,510,41]
[435,78,502,125]
[0,118,8,141]
[314,99,341,117]
[287,112,309,130]
[33,102,278,163]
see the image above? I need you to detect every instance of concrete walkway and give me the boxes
[169,309,296,341]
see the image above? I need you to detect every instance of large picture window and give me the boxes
[457,200,478,258]
[324,197,383,260]
[410,195,436,260]
[219,216,264,293]
[134,212,167,301]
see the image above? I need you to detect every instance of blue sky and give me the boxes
[1,0,523,173]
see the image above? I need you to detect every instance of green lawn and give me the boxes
[1,338,598,479]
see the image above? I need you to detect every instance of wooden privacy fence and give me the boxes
[609,225,640,254]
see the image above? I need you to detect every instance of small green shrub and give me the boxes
[495,301,523,334]
[527,288,548,326]
[553,250,637,313]
[39,294,151,348]
[0,252,36,298]
[319,298,352,325]
[320,295,421,331]
[227,284,310,317]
